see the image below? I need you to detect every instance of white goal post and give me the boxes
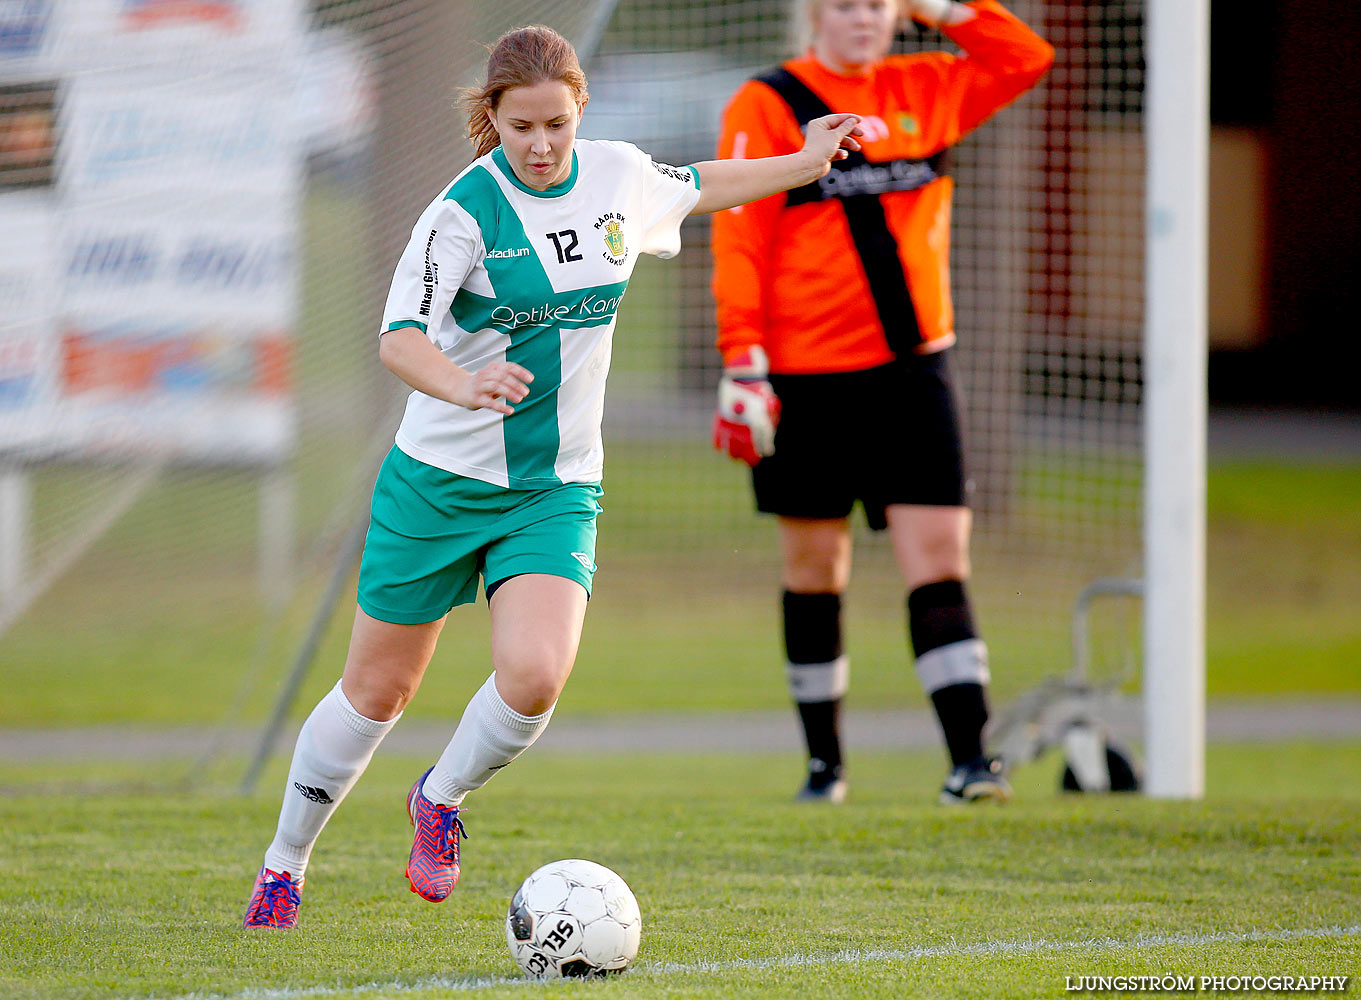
[1143,0,1209,799]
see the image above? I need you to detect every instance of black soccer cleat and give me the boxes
[939,756,1012,805]
[796,761,847,804]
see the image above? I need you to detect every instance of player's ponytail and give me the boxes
[460,25,589,159]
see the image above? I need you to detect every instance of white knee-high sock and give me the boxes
[422,673,554,808]
[262,679,399,879]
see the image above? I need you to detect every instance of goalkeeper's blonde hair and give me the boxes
[459,25,589,159]
[789,0,914,53]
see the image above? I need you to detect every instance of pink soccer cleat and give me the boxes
[243,867,304,929]
[405,766,467,902]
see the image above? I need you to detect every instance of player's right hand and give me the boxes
[455,361,533,415]
[712,346,780,467]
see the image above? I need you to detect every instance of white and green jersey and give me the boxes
[380,139,701,488]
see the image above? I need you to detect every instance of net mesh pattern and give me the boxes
[0,0,1145,736]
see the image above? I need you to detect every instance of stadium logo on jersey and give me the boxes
[485,247,531,259]
[595,212,627,266]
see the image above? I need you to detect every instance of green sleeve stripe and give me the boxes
[386,320,427,333]
[688,164,701,189]
[444,165,500,221]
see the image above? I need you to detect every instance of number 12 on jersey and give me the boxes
[546,230,582,264]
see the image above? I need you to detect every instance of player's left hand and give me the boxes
[801,114,863,179]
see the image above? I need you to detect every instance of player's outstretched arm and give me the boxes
[689,113,862,215]
[379,327,533,414]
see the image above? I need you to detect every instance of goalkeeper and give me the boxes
[711,0,1052,804]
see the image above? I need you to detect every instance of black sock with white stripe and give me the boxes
[783,590,846,782]
[908,580,991,768]
[929,683,989,768]
[797,701,842,783]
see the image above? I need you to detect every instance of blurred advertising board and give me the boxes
[56,0,304,70]
[0,0,302,465]
[0,1,60,80]
[57,67,302,199]
[59,192,298,327]
[0,193,60,452]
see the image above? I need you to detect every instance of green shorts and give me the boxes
[357,447,603,625]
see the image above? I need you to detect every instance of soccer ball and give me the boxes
[505,858,642,978]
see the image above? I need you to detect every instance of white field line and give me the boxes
[131,924,1361,1000]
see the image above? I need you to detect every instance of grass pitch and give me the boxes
[4,458,1359,729]
[2,746,1358,1000]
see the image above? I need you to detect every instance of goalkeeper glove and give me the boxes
[713,345,780,467]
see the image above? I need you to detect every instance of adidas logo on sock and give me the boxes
[293,782,334,804]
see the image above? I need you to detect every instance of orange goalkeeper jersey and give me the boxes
[712,0,1053,373]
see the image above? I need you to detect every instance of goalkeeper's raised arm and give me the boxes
[687,113,863,215]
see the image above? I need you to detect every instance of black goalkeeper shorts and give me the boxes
[752,350,969,531]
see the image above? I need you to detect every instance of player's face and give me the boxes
[812,0,897,72]
[490,80,586,191]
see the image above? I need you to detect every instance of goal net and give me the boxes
[0,0,1145,756]
[582,0,1145,706]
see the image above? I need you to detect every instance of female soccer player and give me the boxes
[243,23,863,929]
[711,0,1053,804]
